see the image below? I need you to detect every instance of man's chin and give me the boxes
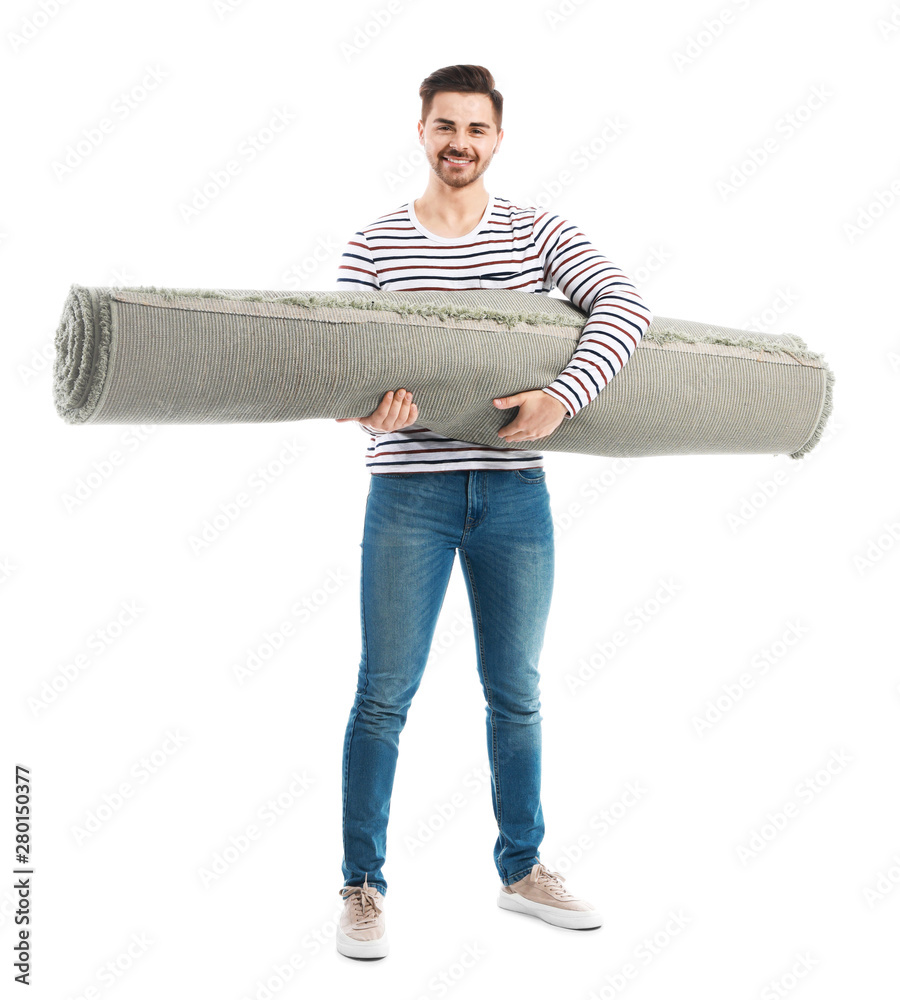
[436,165,484,187]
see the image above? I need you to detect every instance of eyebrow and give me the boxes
[433,118,493,129]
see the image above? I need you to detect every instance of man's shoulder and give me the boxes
[355,200,411,235]
[493,195,539,218]
[492,197,565,231]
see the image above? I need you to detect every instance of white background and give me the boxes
[3,0,899,997]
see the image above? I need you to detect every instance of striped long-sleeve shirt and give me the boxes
[337,192,652,474]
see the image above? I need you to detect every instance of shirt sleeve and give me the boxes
[534,212,653,418]
[337,231,380,290]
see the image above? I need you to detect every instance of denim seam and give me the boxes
[503,863,539,887]
[460,546,509,881]
[342,540,373,888]
[514,470,546,484]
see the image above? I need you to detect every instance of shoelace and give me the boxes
[340,878,383,928]
[531,863,577,901]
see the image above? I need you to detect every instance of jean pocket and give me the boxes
[514,467,546,484]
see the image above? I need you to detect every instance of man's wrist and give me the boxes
[541,386,573,419]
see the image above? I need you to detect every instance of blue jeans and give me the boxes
[341,468,555,898]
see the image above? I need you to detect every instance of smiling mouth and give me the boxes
[443,156,472,165]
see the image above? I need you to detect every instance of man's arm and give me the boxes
[535,212,653,419]
[334,232,387,435]
[337,230,380,290]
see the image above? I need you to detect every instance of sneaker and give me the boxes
[497,863,603,930]
[336,874,388,959]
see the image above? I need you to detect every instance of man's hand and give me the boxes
[334,388,418,432]
[493,390,568,442]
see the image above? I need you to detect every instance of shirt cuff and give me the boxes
[541,385,576,419]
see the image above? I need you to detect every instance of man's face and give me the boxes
[418,91,503,189]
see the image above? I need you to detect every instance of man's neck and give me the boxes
[413,184,490,239]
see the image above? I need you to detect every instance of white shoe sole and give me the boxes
[497,890,603,930]
[336,927,389,959]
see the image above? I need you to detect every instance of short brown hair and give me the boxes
[419,64,503,131]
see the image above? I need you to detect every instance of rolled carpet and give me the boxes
[53,285,834,459]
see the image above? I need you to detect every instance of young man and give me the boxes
[333,64,652,960]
